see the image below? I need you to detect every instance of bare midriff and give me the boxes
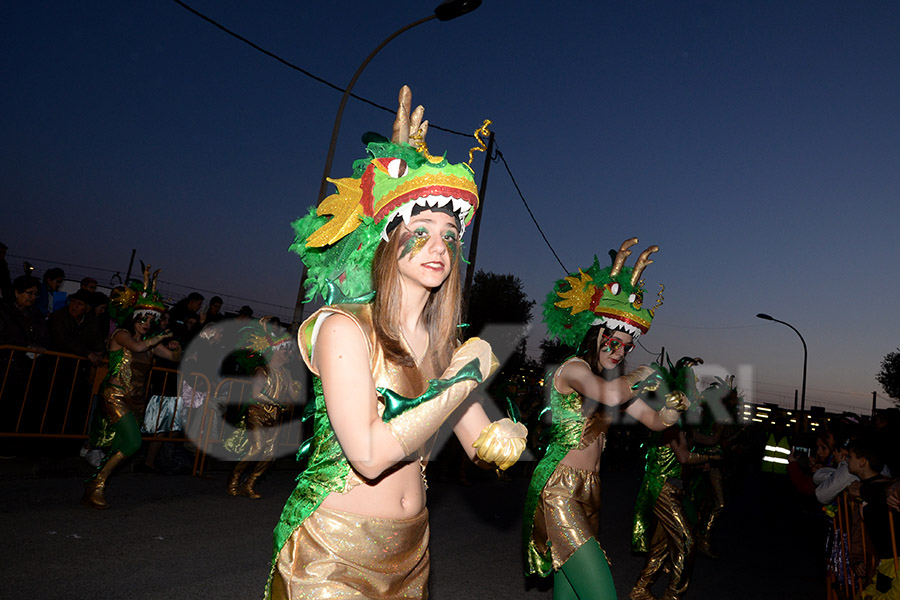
[560,435,604,473]
[321,459,426,519]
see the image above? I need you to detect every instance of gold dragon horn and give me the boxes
[610,238,639,278]
[630,245,659,287]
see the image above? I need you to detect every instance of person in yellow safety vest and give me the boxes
[762,428,791,475]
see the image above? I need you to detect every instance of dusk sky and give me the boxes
[3,1,899,414]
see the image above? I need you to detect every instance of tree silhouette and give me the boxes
[464,270,539,414]
[877,349,900,404]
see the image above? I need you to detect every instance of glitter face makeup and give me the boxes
[399,227,429,260]
[442,230,458,265]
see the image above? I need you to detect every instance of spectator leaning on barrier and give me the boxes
[47,289,104,366]
[0,275,48,349]
[169,292,204,344]
[847,437,900,599]
[813,437,860,505]
[36,267,66,316]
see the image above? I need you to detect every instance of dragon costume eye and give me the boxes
[630,292,643,309]
[605,282,620,295]
[387,158,408,178]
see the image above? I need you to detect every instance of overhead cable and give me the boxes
[170,0,468,137]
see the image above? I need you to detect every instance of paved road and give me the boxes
[1,453,821,599]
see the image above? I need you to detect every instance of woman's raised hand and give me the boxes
[444,337,498,382]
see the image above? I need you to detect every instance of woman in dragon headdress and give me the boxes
[265,86,527,599]
[82,266,182,509]
[522,239,691,599]
[226,316,301,499]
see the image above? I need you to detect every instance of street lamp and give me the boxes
[292,0,482,324]
[756,313,808,414]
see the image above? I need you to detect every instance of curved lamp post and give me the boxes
[314,0,482,204]
[756,313,808,414]
[292,0,482,324]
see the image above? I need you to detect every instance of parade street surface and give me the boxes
[2,456,818,599]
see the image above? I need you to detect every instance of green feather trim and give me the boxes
[289,208,382,305]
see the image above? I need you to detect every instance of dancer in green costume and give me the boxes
[266,87,527,599]
[82,266,182,509]
[629,356,714,600]
[226,317,301,499]
[523,239,690,599]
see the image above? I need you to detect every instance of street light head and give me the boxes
[434,0,482,21]
[756,313,774,321]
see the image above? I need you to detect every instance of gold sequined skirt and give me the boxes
[101,384,133,424]
[531,463,602,571]
[270,506,430,600]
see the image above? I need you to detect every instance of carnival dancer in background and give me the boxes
[265,86,527,599]
[523,239,689,599]
[686,377,736,559]
[226,317,301,499]
[81,267,181,509]
[629,357,711,600]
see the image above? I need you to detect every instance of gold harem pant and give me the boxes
[632,480,694,600]
[270,506,430,600]
[531,463,603,571]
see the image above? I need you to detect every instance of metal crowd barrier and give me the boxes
[826,489,899,599]
[0,344,98,439]
[0,344,304,477]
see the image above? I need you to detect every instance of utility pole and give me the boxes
[462,130,494,320]
[125,249,136,283]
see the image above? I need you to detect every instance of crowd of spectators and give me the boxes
[784,412,900,598]
[0,248,259,356]
[0,250,275,455]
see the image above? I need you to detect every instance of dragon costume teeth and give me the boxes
[543,237,663,348]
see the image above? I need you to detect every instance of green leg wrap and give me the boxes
[109,413,142,457]
[554,570,579,600]
[557,537,617,599]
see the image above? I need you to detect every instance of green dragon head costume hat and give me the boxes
[108,265,167,325]
[543,238,664,348]
[290,86,489,305]
[234,316,294,373]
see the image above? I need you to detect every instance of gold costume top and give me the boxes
[103,328,154,418]
[523,357,612,576]
[254,364,296,408]
[267,304,432,594]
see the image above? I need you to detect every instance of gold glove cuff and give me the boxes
[622,365,655,390]
[385,380,478,456]
[659,406,681,427]
[472,418,528,471]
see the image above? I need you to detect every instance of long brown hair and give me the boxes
[371,225,462,375]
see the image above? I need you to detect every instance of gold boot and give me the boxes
[227,461,249,496]
[82,451,127,509]
[240,460,272,499]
